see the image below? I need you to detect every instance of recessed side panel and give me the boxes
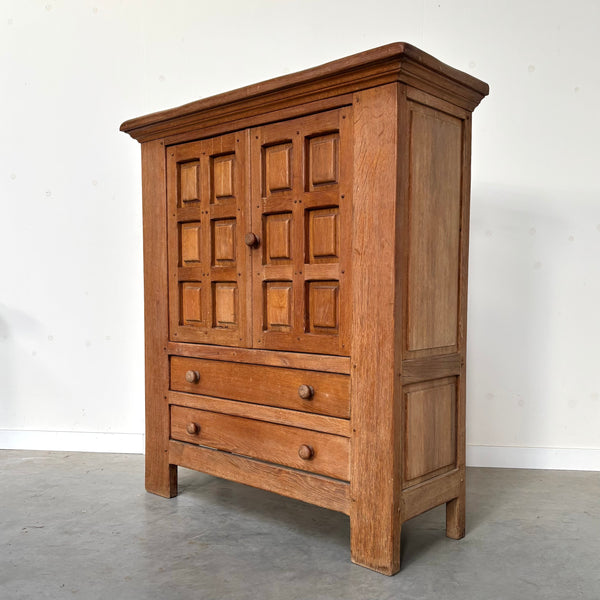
[406,103,463,356]
[403,377,457,487]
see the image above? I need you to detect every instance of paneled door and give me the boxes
[167,131,251,346]
[249,108,352,356]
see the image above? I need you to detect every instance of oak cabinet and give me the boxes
[121,43,488,575]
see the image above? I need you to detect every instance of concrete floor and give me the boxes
[1,451,599,600]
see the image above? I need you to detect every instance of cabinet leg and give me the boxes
[446,492,465,539]
[145,453,178,498]
[350,513,401,576]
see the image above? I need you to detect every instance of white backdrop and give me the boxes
[1,0,599,469]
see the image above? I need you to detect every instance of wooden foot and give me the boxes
[350,515,401,576]
[446,494,465,539]
[146,461,178,498]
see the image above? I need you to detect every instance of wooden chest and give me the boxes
[121,43,488,575]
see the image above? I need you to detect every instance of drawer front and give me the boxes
[171,405,349,481]
[170,356,350,418]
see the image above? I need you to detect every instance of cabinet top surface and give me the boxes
[121,42,489,143]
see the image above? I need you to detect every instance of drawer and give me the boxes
[171,405,349,481]
[170,356,350,418]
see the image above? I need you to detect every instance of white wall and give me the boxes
[1,0,599,469]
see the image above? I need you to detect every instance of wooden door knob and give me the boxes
[298,444,314,460]
[298,384,314,400]
[185,370,200,383]
[186,422,200,435]
[244,232,260,248]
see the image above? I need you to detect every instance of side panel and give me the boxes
[142,140,177,497]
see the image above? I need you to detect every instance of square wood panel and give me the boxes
[213,282,238,328]
[180,282,203,326]
[264,212,292,264]
[307,207,339,263]
[307,281,339,333]
[263,143,292,194]
[212,219,236,266]
[179,161,200,204]
[211,153,235,202]
[307,133,339,190]
[264,281,292,331]
[180,222,201,265]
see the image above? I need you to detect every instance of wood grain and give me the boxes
[401,354,462,384]
[141,139,177,498]
[169,440,350,514]
[170,356,350,418]
[168,391,351,437]
[349,83,403,575]
[403,469,462,522]
[167,342,351,374]
[170,406,350,480]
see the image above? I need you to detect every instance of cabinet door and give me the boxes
[167,131,251,346]
[250,108,352,355]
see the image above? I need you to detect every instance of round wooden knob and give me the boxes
[298,444,314,460]
[298,384,314,400]
[185,370,200,384]
[186,422,200,435]
[244,232,259,248]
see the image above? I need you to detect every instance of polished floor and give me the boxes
[1,450,599,599]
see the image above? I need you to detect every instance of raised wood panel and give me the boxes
[264,143,292,193]
[265,281,292,330]
[212,282,238,327]
[212,218,236,265]
[251,107,352,355]
[264,212,292,263]
[180,222,201,265]
[403,377,457,486]
[211,153,235,201]
[406,103,463,355]
[171,405,350,480]
[308,207,339,262]
[308,281,339,332]
[308,133,339,189]
[180,282,203,326]
[170,356,350,418]
[179,161,199,204]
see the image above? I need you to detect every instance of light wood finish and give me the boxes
[141,140,177,498]
[250,108,352,356]
[169,440,350,514]
[170,356,350,418]
[171,405,349,480]
[167,341,351,374]
[168,391,351,437]
[349,83,403,575]
[123,43,487,576]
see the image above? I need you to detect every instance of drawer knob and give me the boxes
[298,444,314,460]
[298,384,314,400]
[185,370,200,384]
[186,422,200,435]
[244,232,260,248]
